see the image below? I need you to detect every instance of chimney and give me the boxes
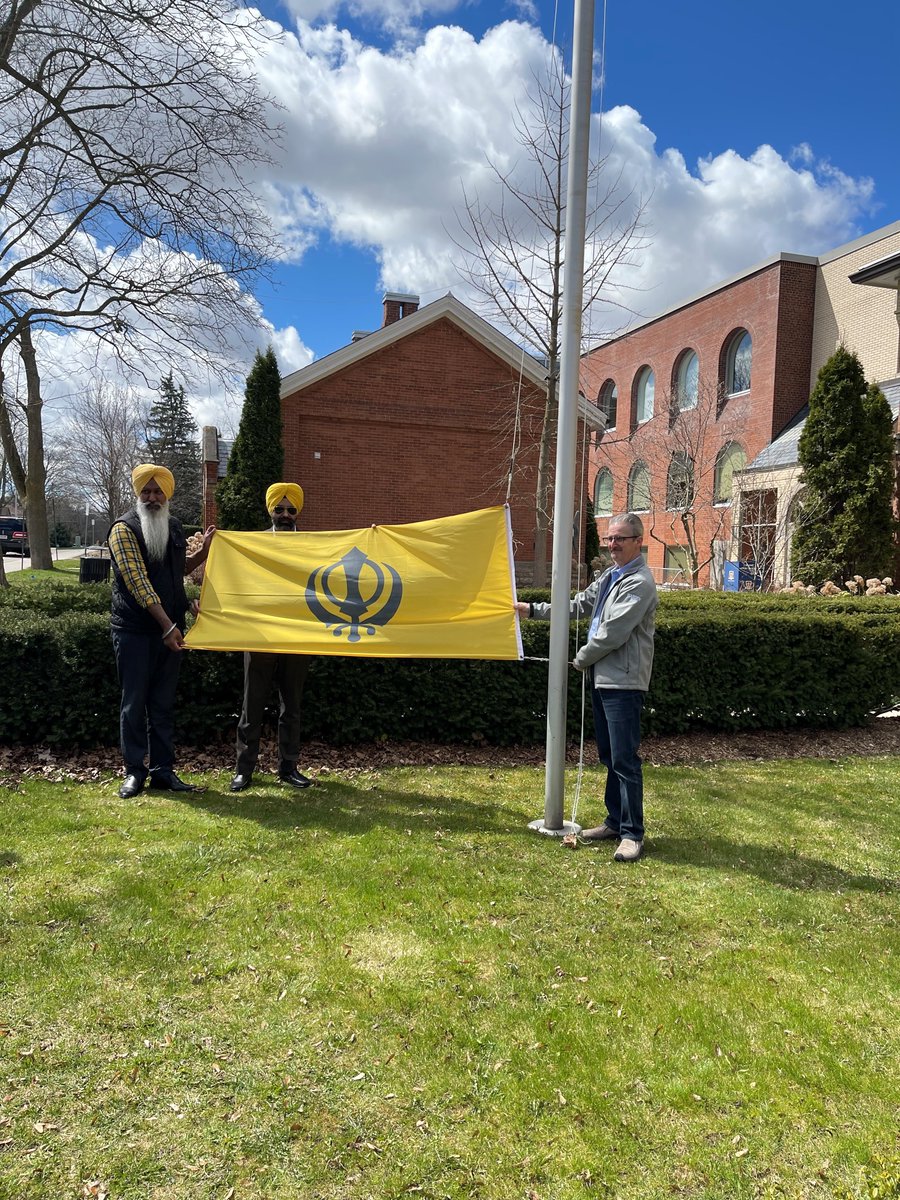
[382,292,420,327]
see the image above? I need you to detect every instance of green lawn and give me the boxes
[3,555,81,587]
[0,759,897,1199]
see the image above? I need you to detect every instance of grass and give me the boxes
[0,758,897,1199]
[2,554,81,587]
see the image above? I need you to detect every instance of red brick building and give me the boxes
[205,292,602,580]
[581,221,900,587]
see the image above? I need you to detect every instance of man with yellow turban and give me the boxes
[231,483,311,792]
[109,464,215,799]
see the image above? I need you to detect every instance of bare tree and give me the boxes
[0,0,280,567]
[0,323,56,566]
[619,381,747,587]
[731,474,831,590]
[55,383,147,526]
[451,51,647,585]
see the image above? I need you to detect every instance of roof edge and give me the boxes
[586,253,816,352]
[280,293,550,397]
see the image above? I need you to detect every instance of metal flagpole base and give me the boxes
[528,818,582,838]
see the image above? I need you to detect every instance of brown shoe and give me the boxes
[614,837,643,862]
[582,823,620,841]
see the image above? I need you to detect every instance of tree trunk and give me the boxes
[16,326,52,569]
[680,511,700,588]
[0,359,19,587]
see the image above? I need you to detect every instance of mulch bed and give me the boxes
[2,718,900,782]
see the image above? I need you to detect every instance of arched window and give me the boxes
[714,441,747,504]
[593,467,613,516]
[635,366,654,424]
[674,350,699,411]
[627,461,651,512]
[597,380,617,430]
[724,330,752,395]
[666,452,694,510]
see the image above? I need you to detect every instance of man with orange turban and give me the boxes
[230,482,312,793]
[109,464,215,799]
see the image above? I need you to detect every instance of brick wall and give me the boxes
[281,316,555,571]
[202,460,219,530]
[580,258,816,583]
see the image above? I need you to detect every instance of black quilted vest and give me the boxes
[109,509,188,635]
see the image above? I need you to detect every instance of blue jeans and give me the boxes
[590,680,645,841]
[112,629,182,780]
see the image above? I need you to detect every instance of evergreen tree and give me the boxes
[215,347,283,530]
[144,373,202,526]
[584,493,601,568]
[791,346,896,586]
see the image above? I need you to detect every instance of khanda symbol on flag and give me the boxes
[305,546,403,642]
[184,506,522,659]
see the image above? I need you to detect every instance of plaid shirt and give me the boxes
[108,522,160,608]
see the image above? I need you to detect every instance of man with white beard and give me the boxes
[108,464,215,799]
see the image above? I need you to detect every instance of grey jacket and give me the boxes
[531,557,658,691]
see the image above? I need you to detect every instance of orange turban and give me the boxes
[265,482,304,514]
[132,463,175,499]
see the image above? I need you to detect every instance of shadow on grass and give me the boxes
[651,834,897,894]
[171,775,522,838]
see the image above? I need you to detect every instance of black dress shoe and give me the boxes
[149,772,200,793]
[118,774,144,798]
[278,768,312,789]
[230,774,252,792]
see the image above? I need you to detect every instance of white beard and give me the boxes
[137,499,171,563]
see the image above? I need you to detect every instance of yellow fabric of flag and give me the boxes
[185,505,522,660]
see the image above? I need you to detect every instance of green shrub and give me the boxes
[0,577,111,614]
[1,594,898,747]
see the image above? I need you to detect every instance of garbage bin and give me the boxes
[79,555,111,583]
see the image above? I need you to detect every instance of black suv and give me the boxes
[0,516,29,556]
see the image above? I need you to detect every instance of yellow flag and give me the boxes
[185,505,522,660]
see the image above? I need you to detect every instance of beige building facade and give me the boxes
[734,220,900,587]
[811,221,900,386]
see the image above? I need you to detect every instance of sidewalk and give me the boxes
[2,546,83,571]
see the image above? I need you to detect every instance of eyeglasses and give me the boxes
[605,534,640,544]
[273,506,297,515]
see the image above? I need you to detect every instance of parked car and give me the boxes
[0,516,29,556]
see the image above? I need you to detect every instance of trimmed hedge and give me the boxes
[1,592,898,747]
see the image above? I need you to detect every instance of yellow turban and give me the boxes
[132,463,175,499]
[265,482,304,515]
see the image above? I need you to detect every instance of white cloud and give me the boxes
[30,307,313,438]
[25,10,879,442]
[280,0,470,42]
[252,17,876,342]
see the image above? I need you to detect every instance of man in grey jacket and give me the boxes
[516,512,658,861]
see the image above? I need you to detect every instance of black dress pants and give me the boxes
[235,651,309,776]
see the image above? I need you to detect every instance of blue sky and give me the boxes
[36,0,900,431]
[245,0,898,378]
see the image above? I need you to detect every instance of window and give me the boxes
[725,330,752,395]
[627,461,651,512]
[593,467,613,516]
[597,379,617,431]
[666,452,694,510]
[674,350,699,411]
[738,488,777,585]
[664,545,690,585]
[714,441,746,504]
[635,366,654,424]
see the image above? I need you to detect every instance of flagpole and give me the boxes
[530,0,595,835]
